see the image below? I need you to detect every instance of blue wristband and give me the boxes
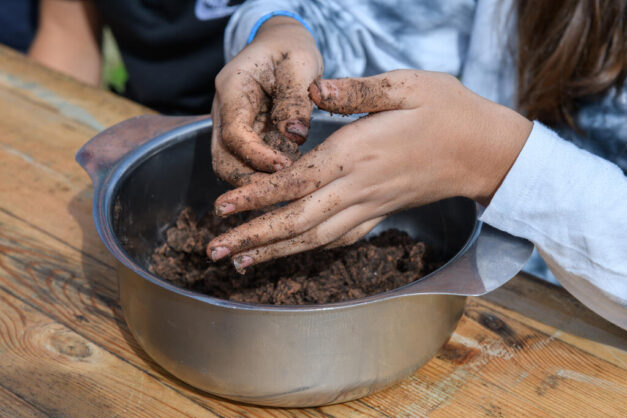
[246,10,315,45]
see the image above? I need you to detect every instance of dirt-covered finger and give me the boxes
[228,208,378,271]
[207,185,348,261]
[218,74,292,172]
[221,110,293,172]
[213,149,341,216]
[323,216,385,249]
[212,97,260,186]
[271,51,320,144]
[309,70,423,115]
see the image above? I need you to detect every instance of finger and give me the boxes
[219,73,293,172]
[211,96,267,186]
[213,146,342,216]
[207,181,350,261]
[272,51,321,144]
[309,70,420,115]
[230,209,380,272]
[323,216,384,249]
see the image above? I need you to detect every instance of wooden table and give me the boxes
[0,44,625,417]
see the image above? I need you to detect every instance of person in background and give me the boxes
[0,0,38,53]
[29,0,242,114]
[207,0,627,329]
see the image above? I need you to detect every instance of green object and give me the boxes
[101,27,128,94]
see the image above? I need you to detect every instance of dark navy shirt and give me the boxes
[93,0,243,115]
[0,0,38,53]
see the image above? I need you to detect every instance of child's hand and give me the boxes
[211,16,323,186]
[208,70,532,269]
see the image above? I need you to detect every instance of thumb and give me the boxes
[309,71,416,115]
[271,51,321,145]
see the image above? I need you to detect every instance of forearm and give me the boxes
[29,0,102,86]
[481,122,627,329]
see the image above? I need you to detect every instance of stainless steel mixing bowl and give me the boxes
[76,114,532,407]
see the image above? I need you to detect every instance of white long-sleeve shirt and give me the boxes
[224,0,627,329]
[481,123,627,329]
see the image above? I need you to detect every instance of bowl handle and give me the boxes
[75,114,209,188]
[397,222,534,297]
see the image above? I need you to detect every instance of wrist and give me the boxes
[467,103,532,206]
[253,16,322,71]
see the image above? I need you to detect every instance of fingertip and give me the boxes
[215,202,236,217]
[233,255,254,274]
[208,246,230,261]
[309,79,341,111]
[308,79,322,105]
[281,119,309,145]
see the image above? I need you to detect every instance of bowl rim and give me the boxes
[96,115,478,312]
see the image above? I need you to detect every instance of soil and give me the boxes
[149,207,441,305]
[263,130,301,161]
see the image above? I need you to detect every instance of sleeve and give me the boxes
[224,0,476,79]
[480,122,627,329]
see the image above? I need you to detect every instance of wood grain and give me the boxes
[0,384,46,418]
[0,44,625,417]
[0,287,216,416]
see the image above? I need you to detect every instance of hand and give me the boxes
[211,16,323,186]
[207,70,533,271]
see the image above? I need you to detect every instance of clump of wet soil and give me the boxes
[263,130,301,161]
[149,208,441,305]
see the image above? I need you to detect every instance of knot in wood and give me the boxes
[50,330,92,359]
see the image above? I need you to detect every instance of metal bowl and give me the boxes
[77,114,531,407]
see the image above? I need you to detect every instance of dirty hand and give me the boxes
[211,16,323,186]
[207,70,533,271]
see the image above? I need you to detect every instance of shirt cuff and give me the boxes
[479,121,558,232]
[246,11,315,45]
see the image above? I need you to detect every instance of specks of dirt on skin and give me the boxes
[310,77,403,115]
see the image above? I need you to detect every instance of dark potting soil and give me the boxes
[263,130,301,161]
[149,207,442,305]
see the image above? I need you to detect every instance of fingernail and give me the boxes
[216,202,235,216]
[211,246,230,261]
[233,255,254,274]
[286,120,308,141]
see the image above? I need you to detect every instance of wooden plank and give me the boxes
[479,288,627,370]
[481,273,627,365]
[0,287,216,417]
[0,384,46,418]
[358,305,627,417]
[0,45,151,131]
